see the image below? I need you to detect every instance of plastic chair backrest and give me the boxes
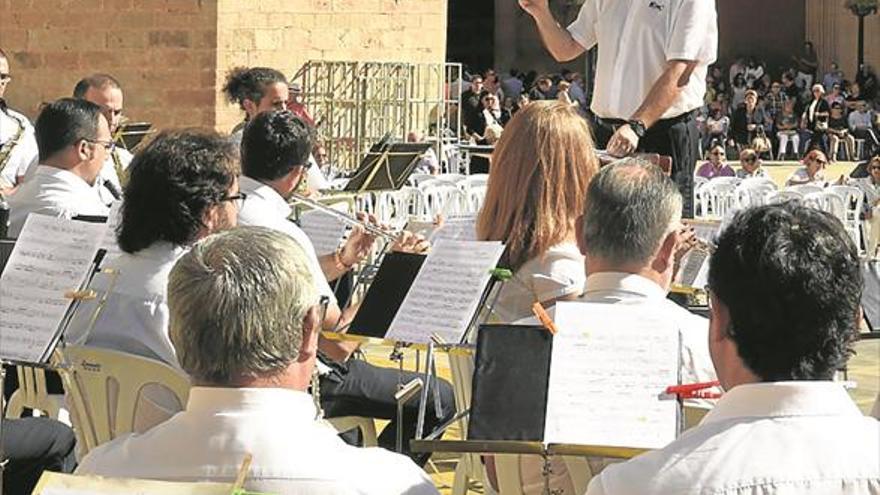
[5,366,63,420]
[54,346,190,455]
[786,184,823,195]
[765,190,804,204]
[803,191,847,222]
[735,178,778,208]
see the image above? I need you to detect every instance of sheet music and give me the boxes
[544,302,679,450]
[299,208,348,255]
[386,239,504,344]
[0,215,105,364]
[99,201,123,261]
[430,215,477,242]
[675,249,710,289]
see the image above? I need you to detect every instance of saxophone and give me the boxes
[0,109,27,189]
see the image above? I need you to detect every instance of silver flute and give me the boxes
[289,192,402,242]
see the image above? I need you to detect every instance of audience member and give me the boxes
[76,226,440,495]
[785,149,829,187]
[500,69,524,100]
[696,144,735,179]
[731,90,765,148]
[528,75,554,101]
[825,82,845,107]
[776,98,800,158]
[703,107,729,151]
[793,41,819,89]
[849,102,878,157]
[735,148,768,179]
[587,201,879,494]
[477,100,597,322]
[856,63,878,101]
[8,98,109,237]
[845,81,867,111]
[844,155,880,258]
[460,75,484,136]
[822,61,844,90]
[0,47,39,194]
[827,102,855,161]
[804,83,831,151]
[285,82,315,127]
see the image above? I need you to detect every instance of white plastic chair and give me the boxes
[693,177,710,217]
[735,178,778,209]
[803,191,847,223]
[785,184,823,196]
[827,185,865,251]
[422,183,468,217]
[326,416,378,447]
[5,366,67,423]
[765,189,804,204]
[53,346,190,456]
[696,177,741,219]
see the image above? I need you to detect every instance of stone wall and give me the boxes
[0,0,448,133]
[806,0,880,79]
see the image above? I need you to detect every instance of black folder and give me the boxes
[348,251,427,338]
[468,324,554,441]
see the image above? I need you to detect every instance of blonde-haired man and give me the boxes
[77,226,439,495]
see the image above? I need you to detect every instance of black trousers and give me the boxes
[319,358,455,466]
[2,418,77,495]
[594,112,700,218]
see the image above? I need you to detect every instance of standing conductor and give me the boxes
[520,0,717,217]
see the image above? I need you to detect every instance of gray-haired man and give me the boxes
[76,226,439,495]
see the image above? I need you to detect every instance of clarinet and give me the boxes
[0,102,26,188]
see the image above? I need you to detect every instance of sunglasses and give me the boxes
[742,157,757,163]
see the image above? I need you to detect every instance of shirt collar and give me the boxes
[186,387,317,419]
[702,381,863,424]
[35,164,100,192]
[238,175,292,218]
[584,272,667,300]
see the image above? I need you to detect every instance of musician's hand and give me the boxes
[340,212,378,266]
[392,231,431,254]
[673,225,698,277]
[607,124,639,158]
[518,0,549,17]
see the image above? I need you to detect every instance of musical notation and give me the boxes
[676,249,710,289]
[543,302,679,450]
[0,215,104,364]
[386,239,504,344]
[299,208,349,255]
[430,215,478,242]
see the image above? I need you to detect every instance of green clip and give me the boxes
[489,268,514,281]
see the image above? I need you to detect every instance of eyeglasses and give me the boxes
[811,159,828,166]
[220,192,247,209]
[710,151,724,156]
[85,139,116,152]
[0,73,11,82]
[869,165,880,171]
[742,157,757,163]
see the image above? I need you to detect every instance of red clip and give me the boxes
[665,381,722,399]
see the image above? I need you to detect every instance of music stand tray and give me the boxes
[344,142,431,192]
[119,122,153,151]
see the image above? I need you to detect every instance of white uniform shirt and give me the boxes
[567,0,717,120]
[66,241,187,367]
[0,108,38,185]
[95,148,133,204]
[493,242,585,322]
[76,387,440,495]
[7,165,108,238]
[587,382,880,494]
[237,175,336,302]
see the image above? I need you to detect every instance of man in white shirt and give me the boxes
[848,102,878,156]
[587,202,880,494]
[8,98,110,237]
[0,47,39,194]
[520,0,717,217]
[77,226,439,495]
[73,73,134,202]
[238,110,454,465]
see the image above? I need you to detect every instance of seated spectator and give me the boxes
[586,201,880,495]
[477,91,510,136]
[556,80,577,107]
[513,92,531,114]
[3,418,77,494]
[804,84,831,151]
[849,102,878,157]
[776,98,800,159]
[731,73,748,109]
[500,69,524,100]
[822,62,844,90]
[696,144,735,179]
[460,75,484,136]
[8,98,110,237]
[764,81,785,121]
[731,90,765,149]
[743,57,765,88]
[529,75,555,101]
[703,107,729,151]
[76,226,439,495]
[735,148,768,179]
[483,68,504,100]
[827,102,855,161]
[843,155,880,259]
[825,82,845,107]
[845,81,867,111]
[785,149,829,187]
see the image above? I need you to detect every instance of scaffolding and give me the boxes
[292,61,462,173]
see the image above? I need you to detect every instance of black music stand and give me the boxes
[118,122,153,151]
[343,142,431,193]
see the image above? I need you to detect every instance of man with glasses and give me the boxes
[0,47,40,194]
[8,98,110,237]
[73,73,133,202]
[65,130,241,432]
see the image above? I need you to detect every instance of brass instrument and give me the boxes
[0,109,27,189]
[289,192,401,242]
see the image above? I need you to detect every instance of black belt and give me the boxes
[598,110,696,132]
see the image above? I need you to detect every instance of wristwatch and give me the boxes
[627,119,647,138]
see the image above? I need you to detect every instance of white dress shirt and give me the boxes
[66,241,187,367]
[76,387,440,495]
[493,242,585,323]
[7,165,109,238]
[95,148,133,204]
[567,0,717,120]
[237,175,336,303]
[587,382,880,494]
[0,107,38,185]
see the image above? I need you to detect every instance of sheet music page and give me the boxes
[0,215,105,364]
[98,201,122,261]
[430,215,477,242]
[386,239,504,344]
[299,208,348,255]
[675,249,710,289]
[544,302,679,449]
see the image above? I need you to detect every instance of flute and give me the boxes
[289,192,402,242]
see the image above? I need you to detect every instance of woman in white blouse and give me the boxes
[476,100,599,322]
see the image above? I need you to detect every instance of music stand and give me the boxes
[118,122,154,151]
[343,142,431,192]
